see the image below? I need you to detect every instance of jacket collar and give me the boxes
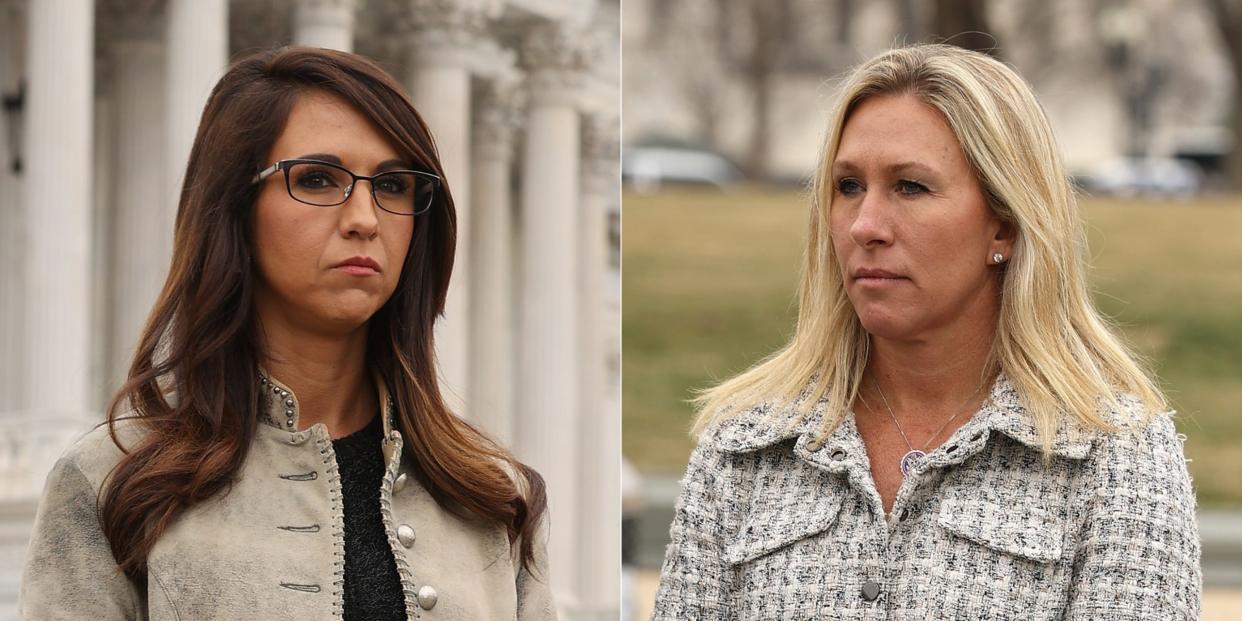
[709,372,1098,460]
[256,363,397,439]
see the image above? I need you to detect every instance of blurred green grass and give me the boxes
[622,187,1242,507]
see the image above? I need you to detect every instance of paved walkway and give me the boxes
[629,570,1242,620]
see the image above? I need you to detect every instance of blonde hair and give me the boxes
[692,44,1165,452]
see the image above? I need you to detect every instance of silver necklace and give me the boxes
[870,378,985,476]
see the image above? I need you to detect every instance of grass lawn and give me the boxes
[622,187,1242,507]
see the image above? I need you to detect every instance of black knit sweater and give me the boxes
[332,413,407,620]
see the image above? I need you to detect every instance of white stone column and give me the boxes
[165,0,227,248]
[574,113,620,620]
[515,21,591,610]
[293,0,358,52]
[91,55,115,411]
[0,0,26,412]
[106,17,167,397]
[22,0,95,414]
[468,79,521,444]
[402,0,495,413]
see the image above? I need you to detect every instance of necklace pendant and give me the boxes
[900,449,926,476]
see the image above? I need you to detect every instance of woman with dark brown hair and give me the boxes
[18,46,553,620]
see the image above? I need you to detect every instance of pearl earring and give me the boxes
[992,252,1004,264]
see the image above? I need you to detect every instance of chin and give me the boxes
[854,307,921,341]
[314,305,378,333]
[318,291,386,320]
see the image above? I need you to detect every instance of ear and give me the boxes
[989,218,1017,260]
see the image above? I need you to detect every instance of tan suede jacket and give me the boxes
[18,370,556,620]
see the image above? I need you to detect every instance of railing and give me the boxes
[0,411,99,501]
[0,410,99,620]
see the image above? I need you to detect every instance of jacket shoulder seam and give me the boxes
[149,566,182,621]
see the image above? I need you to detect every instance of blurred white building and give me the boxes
[623,0,1233,182]
[0,0,619,619]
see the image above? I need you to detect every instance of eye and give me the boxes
[296,170,336,190]
[374,175,410,195]
[836,178,863,196]
[896,179,928,195]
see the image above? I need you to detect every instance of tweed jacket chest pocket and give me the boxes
[923,494,1072,618]
[721,469,846,617]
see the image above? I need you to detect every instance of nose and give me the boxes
[848,188,893,249]
[337,181,379,239]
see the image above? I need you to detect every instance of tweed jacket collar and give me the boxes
[708,373,1099,461]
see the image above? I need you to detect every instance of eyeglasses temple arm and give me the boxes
[251,162,281,184]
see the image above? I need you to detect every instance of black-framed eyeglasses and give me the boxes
[251,158,440,216]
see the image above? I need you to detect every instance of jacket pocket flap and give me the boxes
[723,490,844,565]
[936,496,1063,563]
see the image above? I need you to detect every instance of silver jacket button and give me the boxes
[397,524,416,548]
[861,580,881,601]
[416,585,438,610]
[394,472,408,493]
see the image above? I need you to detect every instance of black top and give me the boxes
[332,413,407,620]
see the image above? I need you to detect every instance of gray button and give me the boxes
[397,524,416,548]
[394,472,409,493]
[829,449,846,461]
[805,438,823,451]
[417,585,438,610]
[861,580,881,601]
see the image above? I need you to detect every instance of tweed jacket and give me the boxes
[653,374,1201,620]
[19,369,556,621]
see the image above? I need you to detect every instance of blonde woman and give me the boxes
[652,44,1200,620]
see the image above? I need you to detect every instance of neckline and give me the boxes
[331,411,381,444]
[256,364,398,439]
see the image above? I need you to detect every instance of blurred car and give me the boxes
[622,143,744,192]
[1078,156,1204,198]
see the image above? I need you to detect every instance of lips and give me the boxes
[332,256,381,272]
[853,267,905,280]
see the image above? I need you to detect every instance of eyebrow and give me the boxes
[831,160,939,178]
[294,153,415,171]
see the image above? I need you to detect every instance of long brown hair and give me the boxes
[98,46,547,585]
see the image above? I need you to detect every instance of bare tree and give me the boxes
[932,0,997,55]
[738,0,794,179]
[641,0,840,181]
[1205,0,1242,189]
[664,2,730,148]
[895,0,925,44]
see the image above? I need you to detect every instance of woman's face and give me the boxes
[252,90,415,335]
[828,94,1013,342]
